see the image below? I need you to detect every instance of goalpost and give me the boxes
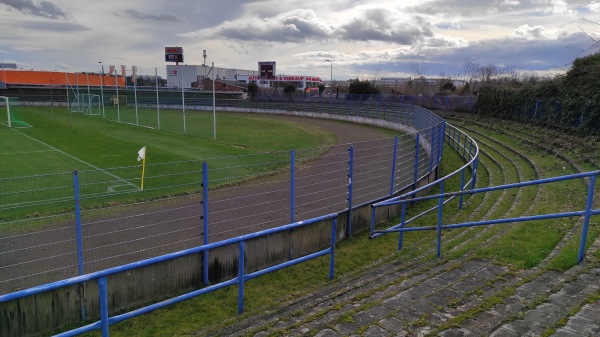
[0,96,31,128]
[70,93,101,115]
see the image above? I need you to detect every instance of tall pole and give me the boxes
[212,62,216,140]
[155,67,160,130]
[99,62,105,117]
[325,59,333,98]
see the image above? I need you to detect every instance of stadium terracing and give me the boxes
[0,69,125,87]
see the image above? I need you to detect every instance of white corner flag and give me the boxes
[137,146,146,161]
[137,146,146,190]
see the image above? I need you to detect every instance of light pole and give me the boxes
[98,61,105,117]
[325,59,332,98]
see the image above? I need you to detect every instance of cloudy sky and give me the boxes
[1,0,599,80]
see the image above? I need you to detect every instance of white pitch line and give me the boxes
[9,128,139,190]
[0,150,57,155]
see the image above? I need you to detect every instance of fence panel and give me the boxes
[1,99,445,294]
[78,161,204,273]
[0,172,76,294]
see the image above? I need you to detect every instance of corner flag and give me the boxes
[137,146,146,190]
[137,146,146,161]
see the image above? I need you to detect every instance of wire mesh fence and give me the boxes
[0,100,445,295]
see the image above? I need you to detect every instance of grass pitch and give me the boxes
[0,106,337,222]
[0,106,336,178]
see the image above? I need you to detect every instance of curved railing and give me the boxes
[370,123,480,239]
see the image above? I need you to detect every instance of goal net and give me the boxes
[70,94,101,115]
[0,96,31,128]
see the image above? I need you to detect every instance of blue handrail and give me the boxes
[0,213,338,337]
[372,168,599,263]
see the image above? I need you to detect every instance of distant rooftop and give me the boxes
[0,63,17,69]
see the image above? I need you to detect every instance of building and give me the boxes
[166,65,258,89]
[237,75,322,92]
[166,63,322,92]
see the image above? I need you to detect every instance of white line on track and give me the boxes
[9,128,139,190]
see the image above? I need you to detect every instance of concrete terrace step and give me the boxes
[194,259,516,336]
[490,267,600,337]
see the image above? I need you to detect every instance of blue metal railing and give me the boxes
[0,213,338,337]
[370,124,479,240]
[372,168,598,264]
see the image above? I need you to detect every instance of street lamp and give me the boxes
[325,59,332,98]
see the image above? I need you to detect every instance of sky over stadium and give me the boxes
[1,0,599,80]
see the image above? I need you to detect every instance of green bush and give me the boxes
[476,52,600,133]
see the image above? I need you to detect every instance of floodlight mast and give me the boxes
[325,59,333,98]
[205,61,216,140]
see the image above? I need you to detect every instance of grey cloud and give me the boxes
[19,20,89,32]
[340,9,433,44]
[121,9,187,23]
[0,0,70,19]
[411,0,564,18]
[185,9,333,43]
[184,7,434,45]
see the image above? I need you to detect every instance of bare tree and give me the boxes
[462,59,480,82]
[480,64,498,82]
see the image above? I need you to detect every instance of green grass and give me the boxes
[0,106,340,224]
[1,106,337,177]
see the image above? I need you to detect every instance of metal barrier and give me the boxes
[370,123,479,240]
[0,102,445,294]
[0,213,338,337]
[0,100,447,336]
[372,163,598,263]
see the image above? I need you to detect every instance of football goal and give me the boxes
[70,94,101,115]
[0,96,31,128]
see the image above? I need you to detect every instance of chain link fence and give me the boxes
[1,93,445,294]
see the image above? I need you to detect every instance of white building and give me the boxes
[166,65,258,89]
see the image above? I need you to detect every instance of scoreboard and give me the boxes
[165,47,184,63]
[258,61,276,78]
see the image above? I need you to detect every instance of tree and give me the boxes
[247,82,258,100]
[348,80,380,97]
[318,84,325,97]
[283,84,296,94]
[283,84,296,101]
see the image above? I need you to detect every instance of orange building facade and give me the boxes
[0,69,125,87]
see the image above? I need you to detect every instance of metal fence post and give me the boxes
[459,168,466,209]
[73,170,84,276]
[98,276,109,337]
[578,175,596,263]
[73,170,87,322]
[414,133,420,189]
[329,218,337,280]
[437,180,445,258]
[471,157,479,189]
[429,127,435,174]
[390,137,398,196]
[398,198,406,250]
[202,162,209,286]
[347,146,354,237]
[238,241,245,314]
[290,149,295,223]
[439,123,445,163]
